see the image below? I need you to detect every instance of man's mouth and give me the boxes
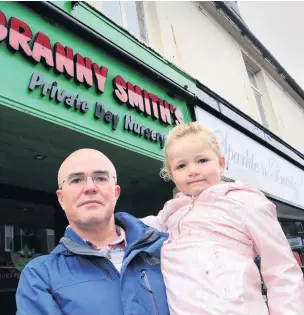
[80,200,102,206]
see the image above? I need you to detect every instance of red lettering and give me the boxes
[0,11,8,42]
[149,93,159,119]
[8,17,32,57]
[75,54,93,87]
[143,90,151,116]
[32,32,54,67]
[159,99,172,125]
[127,83,144,113]
[54,42,74,78]
[113,76,128,103]
[93,63,108,93]
[173,108,183,125]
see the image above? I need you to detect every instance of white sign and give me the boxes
[195,107,304,208]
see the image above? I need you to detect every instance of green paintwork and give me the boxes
[0,2,192,161]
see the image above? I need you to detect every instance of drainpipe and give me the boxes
[214,1,304,105]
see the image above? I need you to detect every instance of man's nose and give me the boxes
[83,177,98,193]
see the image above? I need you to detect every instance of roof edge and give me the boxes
[213,1,304,107]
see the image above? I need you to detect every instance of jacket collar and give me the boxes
[173,180,256,201]
[51,212,167,256]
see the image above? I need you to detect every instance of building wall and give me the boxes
[264,74,304,153]
[144,1,304,154]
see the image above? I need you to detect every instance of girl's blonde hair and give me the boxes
[160,122,222,181]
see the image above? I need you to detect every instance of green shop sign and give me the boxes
[0,3,190,159]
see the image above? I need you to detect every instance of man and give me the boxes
[16,148,169,315]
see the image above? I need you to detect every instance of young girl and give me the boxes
[142,122,304,315]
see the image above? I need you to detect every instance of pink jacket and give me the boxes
[142,181,304,315]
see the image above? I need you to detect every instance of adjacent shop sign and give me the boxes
[195,106,304,209]
[0,10,185,149]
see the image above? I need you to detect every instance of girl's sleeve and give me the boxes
[244,196,304,315]
[140,206,169,232]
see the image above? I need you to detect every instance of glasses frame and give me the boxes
[59,171,117,190]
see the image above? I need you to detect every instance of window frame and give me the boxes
[88,1,149,43]
[246,64,269,127]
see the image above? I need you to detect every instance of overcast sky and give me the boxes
[238,1,304,89]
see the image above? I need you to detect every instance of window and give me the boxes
[5,225,14,252]
[246,65,269,128]
[5,226,28,252]
[89,1,148,43]
[281,221,304,237]
[295,222,304,234]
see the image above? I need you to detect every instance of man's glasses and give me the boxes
[59,171,116,189]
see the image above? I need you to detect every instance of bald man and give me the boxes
[16,149,170,315]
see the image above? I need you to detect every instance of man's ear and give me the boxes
[114,185,121,201]
[56,190,65,211]
[219,155,226,175]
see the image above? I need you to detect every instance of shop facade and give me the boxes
[1,2,304,313]
[0,2,192,314]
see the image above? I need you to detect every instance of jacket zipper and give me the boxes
[141,270,159,315]
[124,230,161,259]
[121,233,166,277]
[177,196,196,234]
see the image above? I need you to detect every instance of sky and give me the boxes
[238,1,304,90]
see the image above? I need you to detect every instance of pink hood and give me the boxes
[142,181,304,315]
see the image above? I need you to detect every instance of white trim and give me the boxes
[120,1,127,29]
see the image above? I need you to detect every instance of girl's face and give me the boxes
[167,133,225,196]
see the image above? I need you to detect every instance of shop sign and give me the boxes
[28,72,166,148]
[195,106,304,208]
[0,10,184,149]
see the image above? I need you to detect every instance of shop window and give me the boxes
[295,222,304,234]
[246,65,269,128]
[88,1,149,43]
[281,221,304,237]
[5,226,35,252]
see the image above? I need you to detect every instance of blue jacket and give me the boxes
[16,212,170,315]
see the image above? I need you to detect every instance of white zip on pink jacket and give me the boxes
[142,181,304,315]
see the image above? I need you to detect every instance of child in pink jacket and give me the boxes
[142,122,304,315]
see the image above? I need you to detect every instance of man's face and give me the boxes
[56,151,120,229]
